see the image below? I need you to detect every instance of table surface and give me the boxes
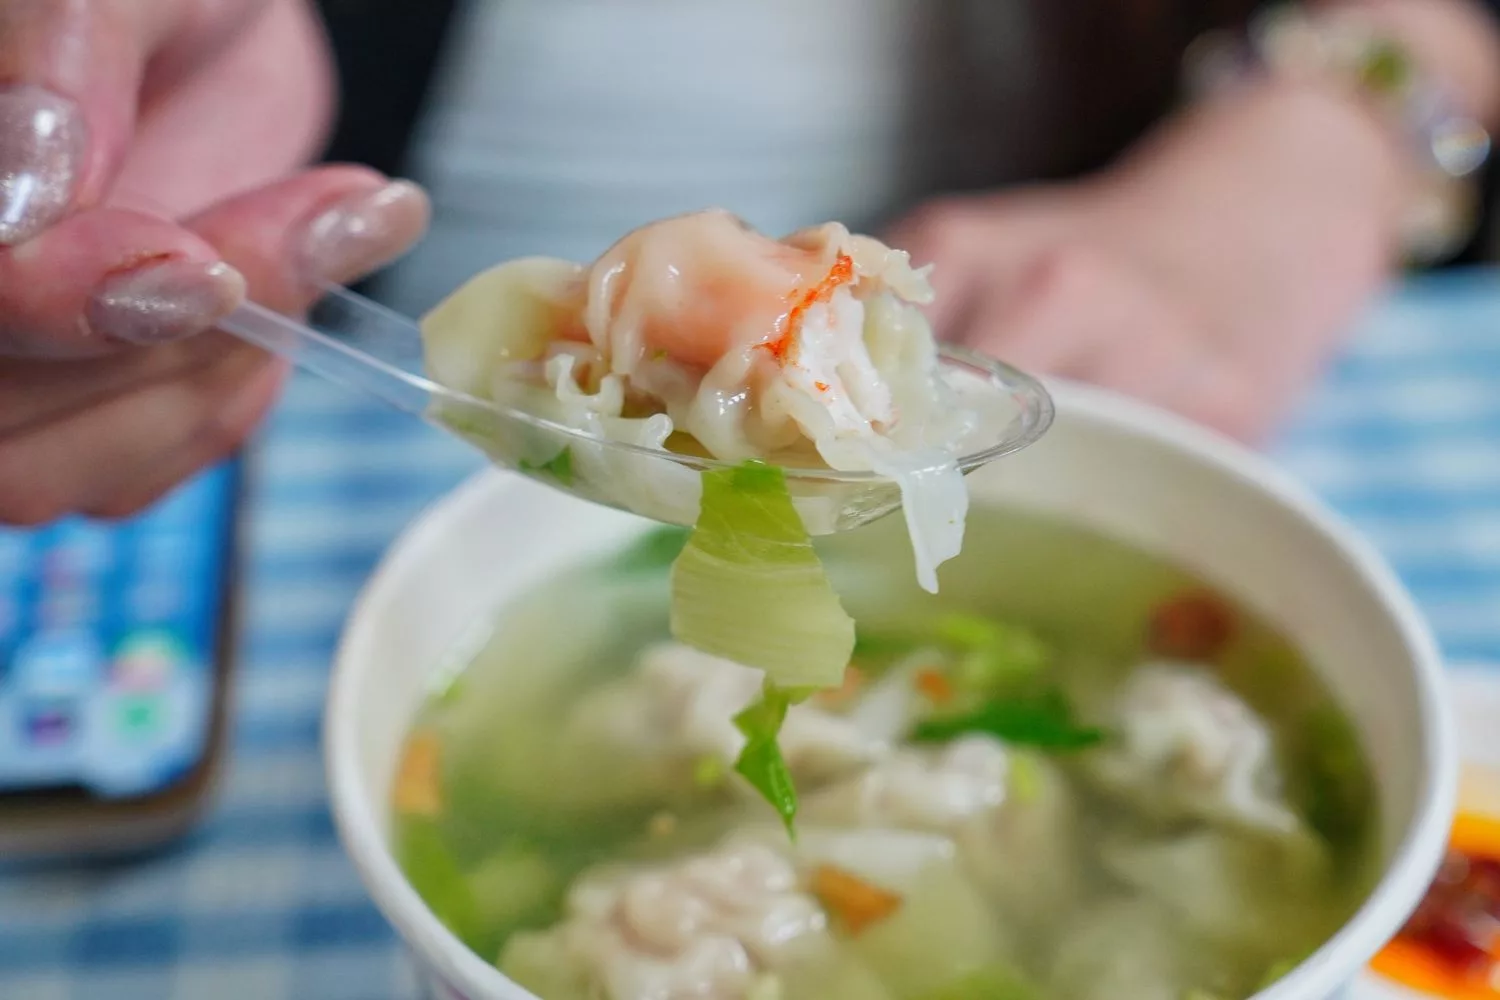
[2,269,1500,1000]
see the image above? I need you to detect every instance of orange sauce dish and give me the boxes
[1372,766,1500,998]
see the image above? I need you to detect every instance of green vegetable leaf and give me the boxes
[433,405,495,442]
[693,754,728,789]
[912,687,1105,751]
[611,526,692,575]
[465,844,565,943]
[396,818,485,951]
[916,964,1044,1000]
[1258,955,1304,991]
[852,630,923,660]
[1293,702,1374,850]
[732,681,799,837]
[855,613,1050,696]
[1007,752,1044,804]
[430,400,532,470]
[670,461,855,689]
[434,673,466,708]
[518,446,574,486]
[950,625,1050,694]
[932,613,1014,649]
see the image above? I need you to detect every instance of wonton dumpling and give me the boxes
[1082,661,1303,835]
[1098,826,1335,957]
[801,734,1011,832]
[562,642,882,803]
[953,751,1082,938]
[500,840,848,1000]
[1047,897,1236,1000]
[731,825,1016,1000]
[845,853,1015,1000]
[430,209,964,467]
[801,735,1081,936]
[419,209,993,590]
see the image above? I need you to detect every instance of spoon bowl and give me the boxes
[221,284,1054,533]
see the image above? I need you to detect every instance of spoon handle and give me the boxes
[218,284,444,418]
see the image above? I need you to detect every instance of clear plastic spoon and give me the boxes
[218,284,1055,534]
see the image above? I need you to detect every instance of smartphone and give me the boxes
[0,457,244,858]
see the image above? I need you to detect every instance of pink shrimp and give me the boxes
[582,209,850,371]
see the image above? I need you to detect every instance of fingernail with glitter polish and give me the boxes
[87,259,247,345]
[0,85,85,245]
[299,180,431,287]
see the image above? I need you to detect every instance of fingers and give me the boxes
[115,0,335,219]
[82,346,287,519]
[0,338,285,524]
[0,164,429,523]
[883,201,995,339]
[185,164,431,314]
[884,193,1084,342]
[0,324,236,435]
[960,247,1154,378]
[965,245,1281,442]
[0,165,429,358]
[0,207,244,357]
[0,0,269,243]
[140,0,279,101]
[1154,354,1274,444]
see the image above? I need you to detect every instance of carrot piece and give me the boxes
[1146,588,1236,661]
[810,865,903,936]
[914,667,955,705]
[393,731,444,818]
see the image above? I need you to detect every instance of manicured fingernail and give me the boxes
[87,259,247,345]
[0,85,84,245]
[299,179,430,287]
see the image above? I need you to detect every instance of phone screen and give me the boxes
[0,459,239,801]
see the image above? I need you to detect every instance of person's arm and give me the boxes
[889,0,1500,442]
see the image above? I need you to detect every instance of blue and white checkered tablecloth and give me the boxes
[0,269,1498,1000]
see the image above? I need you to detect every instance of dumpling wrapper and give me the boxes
[1081,660,1306,836]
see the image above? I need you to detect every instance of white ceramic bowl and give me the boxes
[327,382,1458,1000]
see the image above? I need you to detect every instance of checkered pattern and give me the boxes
[1,269,1498,999]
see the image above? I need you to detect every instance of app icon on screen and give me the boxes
[0,595,18,647]
[114,694,163,741]
[21,697,76,747]
[137,531,196,575]
[12,629,102,699]
[110,631,183,692]
[0,532,29,578]
[126,577,183,624]
[60,524,113,575]
[36,585,96,630]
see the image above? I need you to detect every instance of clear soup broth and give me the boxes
[393,505,1377,1000]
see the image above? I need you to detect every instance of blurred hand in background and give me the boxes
[888,0,1500,442]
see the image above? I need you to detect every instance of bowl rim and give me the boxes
[325,378,1457,1000]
